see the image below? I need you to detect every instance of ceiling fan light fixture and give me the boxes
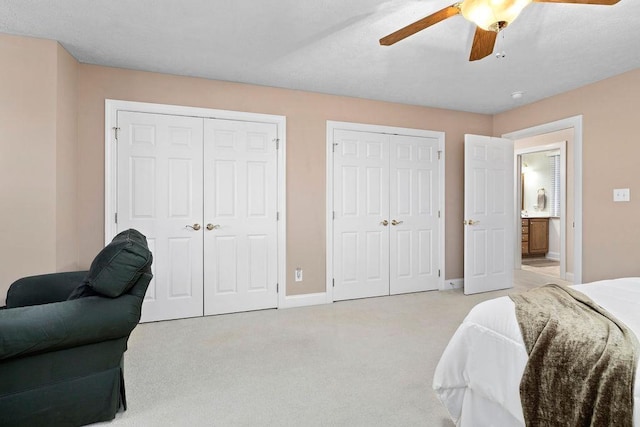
[460,0,533,32]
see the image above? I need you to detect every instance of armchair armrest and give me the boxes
[0,293,143,361]
[6,271,88,308]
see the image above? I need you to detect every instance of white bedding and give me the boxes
[433,278,640,426]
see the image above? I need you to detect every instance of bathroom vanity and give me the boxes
[521,217,549,257]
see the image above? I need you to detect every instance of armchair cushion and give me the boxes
[69,229,152,299]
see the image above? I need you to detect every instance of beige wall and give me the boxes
[0,34,79,303]
[4,32,639,302]
[77,64,492,295]
[494,68,640,282]
[56,44,79,271]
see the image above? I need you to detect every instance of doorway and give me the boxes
[516,141,567,281]
[504,117,582,284]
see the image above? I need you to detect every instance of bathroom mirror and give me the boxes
[521,150,559,216]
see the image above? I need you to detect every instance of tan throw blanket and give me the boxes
[510,284,638,426]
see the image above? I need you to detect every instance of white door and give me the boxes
[464,134,514,295]
[333,129,390,301]
[332,129,440,301]
[117,111,204,322]
[203,119,279,315]
[389,134,440,294]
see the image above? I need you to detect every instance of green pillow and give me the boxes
[81,229,152,298]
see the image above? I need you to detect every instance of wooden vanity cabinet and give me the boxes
[521,219,529,255]
[521,217,549,257]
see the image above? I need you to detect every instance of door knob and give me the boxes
[206,224,220,231]
[464,220,479,226]
[391,219,403,226]
[186,223,201,231]
[380,220,389,226]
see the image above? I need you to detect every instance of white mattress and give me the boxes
[432,278,640,427]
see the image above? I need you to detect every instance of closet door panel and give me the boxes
[117,111,204,322]
[333,129,390,301]
[203,119,278,315]
[389,135,440,294]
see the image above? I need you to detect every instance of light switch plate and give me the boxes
[613,188,630,202]
[295,268,303,282]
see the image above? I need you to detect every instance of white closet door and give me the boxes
[389,134,440,294]
[203,119,278,315]
[117,111,204,322]
[333,129,390,301]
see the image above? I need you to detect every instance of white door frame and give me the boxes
[515,141,567,280]
[104,99,288,308]
[325,121,446,302]
[503,115,582,284]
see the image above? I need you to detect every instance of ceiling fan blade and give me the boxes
[379,4,460,46]
[469,27,497,61]
[533,0,619,4]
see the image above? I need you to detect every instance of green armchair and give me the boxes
[0,229,153,426]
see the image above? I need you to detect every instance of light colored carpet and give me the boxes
[104,270,567,427]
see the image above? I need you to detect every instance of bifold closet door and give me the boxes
[389,134,440,294]
[333,129,391,301]
[203,119,279,315]
[116,111,204,322]
[332,130,440,301]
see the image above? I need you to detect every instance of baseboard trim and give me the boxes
[441,278,463,290]
[546,252,560,261]
[280,292,329,309]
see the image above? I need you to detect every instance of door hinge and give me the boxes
[437,150,442,160]
[276,211,280,221]
[114,213,118,224]
[276,283,279,293]
[274,138,280,150]
[438,210,441,218]
[333,142,339,152]
[438,269,441,277]
[333,211,336,220]
[332,278,335,288]
[113,127,120,141]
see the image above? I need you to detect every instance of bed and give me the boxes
[433,277,640,426]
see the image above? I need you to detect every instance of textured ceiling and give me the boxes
[1,0,639,114]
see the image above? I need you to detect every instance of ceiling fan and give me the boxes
[379,0,620,61]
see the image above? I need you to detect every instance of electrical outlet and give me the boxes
[295,268,303,282]
[613,188,630,202]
